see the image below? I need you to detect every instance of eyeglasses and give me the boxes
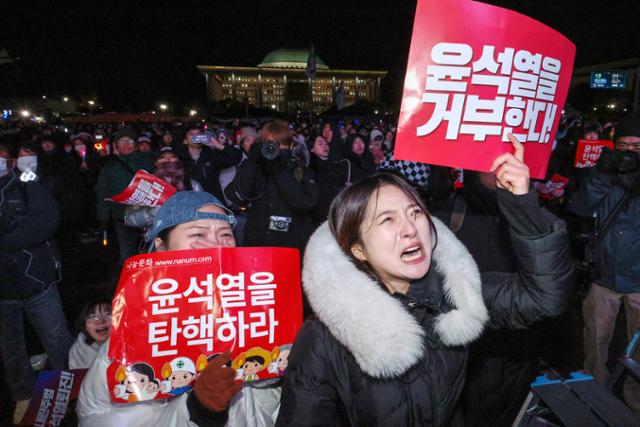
[85,313,112,323]
[117,138,135,145]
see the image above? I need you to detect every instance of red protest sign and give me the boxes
[109,170,176,206]
[19,369,87,426]
[394,0,576,179]
[107,247,303,403]
[533,174,570,200]
[574,139,614,168]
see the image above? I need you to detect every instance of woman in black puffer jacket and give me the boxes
[276,137,573,426]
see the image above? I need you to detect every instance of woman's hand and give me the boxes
[489,134,529,195]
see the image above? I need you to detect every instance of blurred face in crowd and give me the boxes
[216,130,227,145]
[85,303,111,344]
[322,123,333,142]
[155,152,182,175]
[154,205,236,251]
[241,135,257,154]
[352,137,366,157]
[616,136,640,153]
[351,184,432,294]
[0,149,12,177]
[18,147,36,158]
[41,140,56,152]
[162,133,173,145]
[184,128,202,149]
[583,131,599,141]
[137,141,152,153]
[116,136,136,155]
[311,136,330,159]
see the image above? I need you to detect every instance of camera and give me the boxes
[260,141,280,160]
[268,215,292,232]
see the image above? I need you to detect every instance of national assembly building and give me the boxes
[197,48,387,114]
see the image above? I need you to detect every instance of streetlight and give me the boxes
[20,110,30,118]
[159,104,168,111]
[189,110,197,116]
[88,100,95,106]
[42,95,47,99]
[63,97,69,102]
[271,104,276,109]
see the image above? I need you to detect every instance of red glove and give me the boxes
[193,351,243,412]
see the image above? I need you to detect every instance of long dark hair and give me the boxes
[328,172,437,282]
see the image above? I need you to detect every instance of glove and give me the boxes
[596,147,618,174]
[193,351,242,412]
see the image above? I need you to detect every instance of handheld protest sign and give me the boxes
[108,170,176,206]
[107,247,303,403]
[395,0,576,179]
[19,369,87,426]
[574,139,614,168]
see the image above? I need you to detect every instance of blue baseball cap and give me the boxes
[147,192,236,242]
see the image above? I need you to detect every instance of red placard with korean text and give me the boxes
[108,170,176,206]
[574,139,614,168]
[107,248,302,403]
[395,0,576,179]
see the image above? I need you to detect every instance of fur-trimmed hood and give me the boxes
[302,217,489,379]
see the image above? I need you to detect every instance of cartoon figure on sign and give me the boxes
[268,344,292,376]
[113,362,160,402]
[232,347,274,382]
[161,355,207,396]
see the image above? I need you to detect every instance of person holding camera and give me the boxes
[179,124,242,203]
[225,120,319,253]
[567,112,640,411]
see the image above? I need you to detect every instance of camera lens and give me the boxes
[261,141,280,160]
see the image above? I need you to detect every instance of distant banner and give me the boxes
[108,170,176,206]
[574,139,614,168]
[395,0,576,179]
[19,369,87,426]
[534,174,570,200]
[108,248,303,403]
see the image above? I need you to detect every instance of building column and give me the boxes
[355,77,360,100]
[376,77,381,103]
[308,77,313,112]
[204,73,211,105]
[283,74,288,114]
[257,74,263,107]
[231,74,237,101]
[332,76,337,104]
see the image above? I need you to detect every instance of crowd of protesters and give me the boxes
[0,108,639,426]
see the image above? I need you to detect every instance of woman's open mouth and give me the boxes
[401,245,425,263]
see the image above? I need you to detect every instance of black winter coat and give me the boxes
[180,145,242,202]
[0,172,62,299]
[277,193,573,426]
[226,153,319,252]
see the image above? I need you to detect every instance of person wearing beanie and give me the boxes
[568,111,640,412]
[95,126,156,267]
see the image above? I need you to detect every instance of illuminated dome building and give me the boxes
[197,48,387,113]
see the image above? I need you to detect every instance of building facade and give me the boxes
[197,48,387,113]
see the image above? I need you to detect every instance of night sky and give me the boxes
[2,0,639,111]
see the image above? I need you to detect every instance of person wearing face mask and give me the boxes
[77,192,281,427]
[0,143,74,424]
[95,127,156,267]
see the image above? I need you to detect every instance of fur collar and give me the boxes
[302,217,488,379]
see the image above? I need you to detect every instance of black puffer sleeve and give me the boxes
[481,193,574,329]
[276,320,340,426]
